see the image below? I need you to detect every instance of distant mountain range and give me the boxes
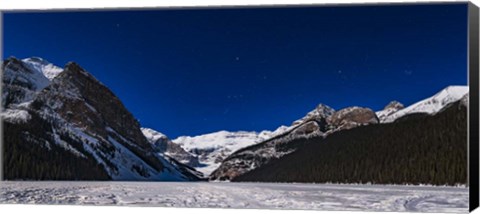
[151,85,467,181]
[210,86,468,184]
[233,98,468,185]
[1,57,469,185]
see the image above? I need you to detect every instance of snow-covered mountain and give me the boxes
[291,104,335,126]
[377,86,469,123]
[210,86,469,181]
[22,57,63,80]
[171,127,288,176]
[210,104,379,181]
[235,98,468,185]
[212,86,469,182]
[141,127,201,169]
[2,57,201,181]
[3,56,469,183]
[2,58,50,108]
[375,101,404,123]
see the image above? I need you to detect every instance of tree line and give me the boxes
[3,112,110,180]
[235,101,467,185]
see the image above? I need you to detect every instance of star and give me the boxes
[235,57,240,61]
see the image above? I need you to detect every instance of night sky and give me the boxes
[2,3,468,138]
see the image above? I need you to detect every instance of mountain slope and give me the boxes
[235,100,468,185]
[378,86,468,123]
[2,57,51,108]
[375,101,404,122]
[2,57,201,181]
[210,86,468,181]
[171,127,288,176]
[141,128,201,168]
[209,104,379,181]
[21,57,63,80]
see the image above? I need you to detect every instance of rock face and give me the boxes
[2,57,201,181]
[291,121,321,136]
[142,128,201,168]
[328,107,379,131]
[209,104,378,181]
[32,62,152,150]
[385,101,405,110]
[292,104,335,127]
[2,57,52,109]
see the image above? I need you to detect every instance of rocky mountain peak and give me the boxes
[315,103,335,113]
[142,127,168,142]
[2,57,52,108]
[384,101,404,111]
[59,62,104,86]
[41,62,149,149]
[328,106,379,130]
[210,104,378,181]
[22,57,63,80]
[33,61,165,173]
[3,57,202,181]
[292,103,335,126]
[376,101,405,123]
[378,86,468,123]
[22,56,52,67]
[141,127,201,171]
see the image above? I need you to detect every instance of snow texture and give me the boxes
[3,56,199,181]
[141,127,167,143]
[0,182,468,213]
[172,126,289,175]
[0,109,31,123]
[379,86,469,123]
[376,106,401,123]
[21,57,63,81]
[2,58,54,107]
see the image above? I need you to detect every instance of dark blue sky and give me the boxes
[3,4,468,138]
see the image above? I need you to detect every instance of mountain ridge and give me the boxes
[2,56,469,183]
[210,85,469,181]
[377,86,468,123]
[234,99,468,185]
[2,57,201,181]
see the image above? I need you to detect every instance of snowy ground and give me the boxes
[0,182,468,213]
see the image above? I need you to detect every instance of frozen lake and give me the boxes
[0,181,468,213]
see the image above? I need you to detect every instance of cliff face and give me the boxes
[328,107,379,131]
[2,57,201,181]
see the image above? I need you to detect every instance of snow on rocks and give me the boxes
[0,109,31,123]
[379,86,469,123]
[172,130,280,176]
[21,57,63,80]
